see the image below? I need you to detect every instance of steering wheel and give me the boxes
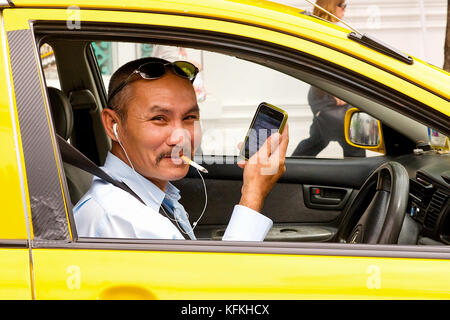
[336,161,409,244]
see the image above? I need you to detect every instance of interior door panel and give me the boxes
[173,156,387,241]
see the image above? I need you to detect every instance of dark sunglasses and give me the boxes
[107,60,199,106]
[337,2,347,9]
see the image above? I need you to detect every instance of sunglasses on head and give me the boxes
[337,2,347,9]
[107,60,199,106]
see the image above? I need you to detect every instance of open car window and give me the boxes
[34,22,447,248]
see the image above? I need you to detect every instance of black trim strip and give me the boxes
[348,32,414,65]
[0,239,28,248]
[32,238,450,260]
[7,28,70,241]
[14,5,450,103]
[34,22,450,136]
[86,43,108,109]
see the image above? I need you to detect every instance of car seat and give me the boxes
[47,87,93,205]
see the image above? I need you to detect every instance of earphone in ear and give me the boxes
[113,123,119,141]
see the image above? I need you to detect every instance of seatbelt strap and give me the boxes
[57,134,144,205]
[56,134,187,239]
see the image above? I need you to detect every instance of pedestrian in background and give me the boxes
[292,0,365,157]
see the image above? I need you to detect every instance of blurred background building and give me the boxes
[278,0,447,68]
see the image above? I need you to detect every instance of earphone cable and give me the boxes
[115,128,207,236]
[192,167,207,229]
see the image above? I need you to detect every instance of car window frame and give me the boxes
[27,19,450,259]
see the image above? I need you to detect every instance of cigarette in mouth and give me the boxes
[180,155,208,174]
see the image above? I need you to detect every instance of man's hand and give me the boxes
[237,124,289,212]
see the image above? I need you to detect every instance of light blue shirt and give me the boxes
[73,152,273,240]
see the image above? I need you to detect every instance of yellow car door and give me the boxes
[0,9,33,299]
[3,1,450,300]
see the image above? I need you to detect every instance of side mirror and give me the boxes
[344,108,385,154]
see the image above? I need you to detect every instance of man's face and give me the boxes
[115,71,201,185]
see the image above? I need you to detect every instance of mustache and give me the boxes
[156,145,190,163]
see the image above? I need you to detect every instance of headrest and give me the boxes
[48,87,74,140]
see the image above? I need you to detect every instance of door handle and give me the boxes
[303,185,353,210]
[311,194,341,205]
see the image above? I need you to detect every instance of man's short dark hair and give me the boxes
[107,57,170,120]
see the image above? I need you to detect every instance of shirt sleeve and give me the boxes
[222,205,273,241]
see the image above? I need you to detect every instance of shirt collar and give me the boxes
[101,152,181,212]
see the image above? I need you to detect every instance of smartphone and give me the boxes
[240,102,288,160]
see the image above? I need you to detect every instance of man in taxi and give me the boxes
[73,57,289,241]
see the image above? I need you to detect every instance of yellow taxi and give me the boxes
[1,0,449,300]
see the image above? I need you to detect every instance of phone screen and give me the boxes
[242,103,286,159]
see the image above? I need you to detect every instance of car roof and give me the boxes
[7,0,450,106]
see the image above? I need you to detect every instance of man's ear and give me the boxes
[102,108,120,142]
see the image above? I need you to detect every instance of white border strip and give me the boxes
[0,12,35,299]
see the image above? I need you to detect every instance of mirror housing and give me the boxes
[344,108,385,154]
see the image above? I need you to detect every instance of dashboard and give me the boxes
[402,152,450,245]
